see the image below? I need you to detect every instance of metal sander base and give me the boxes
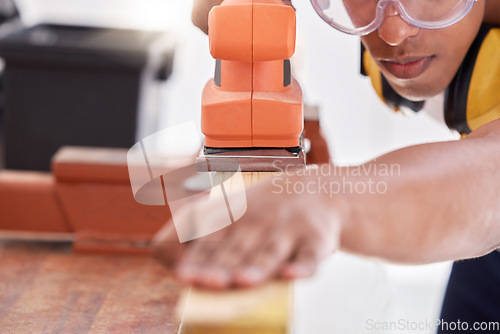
[195,146,306,172]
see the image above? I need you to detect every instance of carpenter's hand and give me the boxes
[192,0,294,34]
[153,172,344,290]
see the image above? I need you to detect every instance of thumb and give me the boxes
[152,222,185,269]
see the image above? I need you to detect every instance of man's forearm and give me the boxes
[332,120,500,263]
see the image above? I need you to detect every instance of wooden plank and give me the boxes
[177,172,293,334]
[177,282,293,334]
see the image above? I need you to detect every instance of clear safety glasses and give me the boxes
[310,0,478,36]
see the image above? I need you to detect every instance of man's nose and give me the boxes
[377,4,419,46]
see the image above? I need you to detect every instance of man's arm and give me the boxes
[339,119,500,263]
[153,120,500,289]
[191,0,293,34]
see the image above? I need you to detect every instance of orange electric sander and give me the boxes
[196,0,305,172]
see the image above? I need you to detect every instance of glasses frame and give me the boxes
[310,0,478,36]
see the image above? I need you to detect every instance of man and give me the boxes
[154,0,500,331]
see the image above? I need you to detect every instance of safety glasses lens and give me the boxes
[312,0,471,34]
[401,0,468,22]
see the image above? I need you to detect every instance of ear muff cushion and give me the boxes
[466,27,500,131]
[361,45,387,107]
[445,25,492,135]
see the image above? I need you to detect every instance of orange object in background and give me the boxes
[52,147,170,254]
[0,147,172,255]
[201,0,303,148]
[0,171,70,233]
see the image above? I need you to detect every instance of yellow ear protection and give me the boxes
[361,25,500,135]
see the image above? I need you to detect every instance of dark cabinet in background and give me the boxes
[0,24,174,170]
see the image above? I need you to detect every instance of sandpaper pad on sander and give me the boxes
[195,146,306,172]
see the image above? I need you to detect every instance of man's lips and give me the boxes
[379,56,433,79]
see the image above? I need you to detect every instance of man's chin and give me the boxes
[390,82,445,103]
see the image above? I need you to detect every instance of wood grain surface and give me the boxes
[0,238,182,334]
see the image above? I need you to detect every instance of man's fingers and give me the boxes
[280,241,322,279]
[234,232,295,287]
[191,220,270,288]
[175,238,221,284]
[211,219,268,266]
[176,218,266,289]
[174,217,232,285]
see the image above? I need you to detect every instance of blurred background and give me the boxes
[2,0,457,332]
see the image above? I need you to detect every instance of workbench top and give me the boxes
[0,238,182,334]
[0,236,449,334]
